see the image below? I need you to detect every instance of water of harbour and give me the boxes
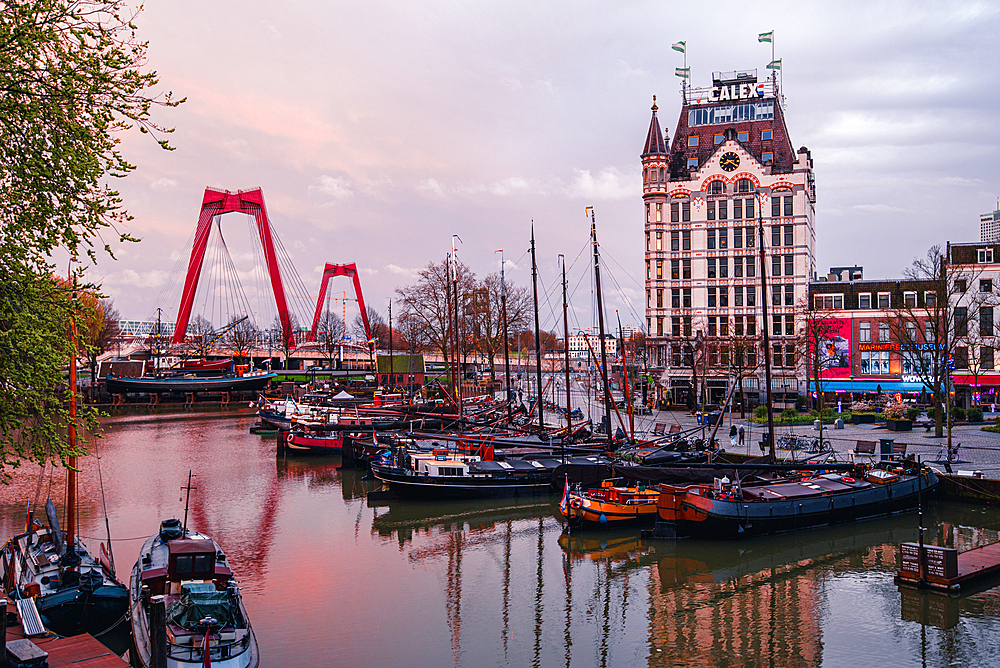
[4,411,1000,667]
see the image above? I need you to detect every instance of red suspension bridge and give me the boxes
[168,187,371,351]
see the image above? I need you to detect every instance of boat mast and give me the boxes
[67,267,78,549]
[530,226,544,431]
[388,299,393,391]
[561,255,572,431]
[587,208,614,448]
[445,254,456,400]
[757,189,776,460]
[617,311,635,442]
[452,235,463,422]
[496,249,513,423]
[181,471,197,537]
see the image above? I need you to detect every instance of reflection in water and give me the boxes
[3,416,1000,666]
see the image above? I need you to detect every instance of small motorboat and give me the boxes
[282,427,344,454]
[560,480,660,526]
[129,519,258,667]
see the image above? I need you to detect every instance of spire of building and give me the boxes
[641,95,668,156]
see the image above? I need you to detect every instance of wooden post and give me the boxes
[150,594,168,668]
[1,596,8,668]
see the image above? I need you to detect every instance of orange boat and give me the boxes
[560,480,660,526]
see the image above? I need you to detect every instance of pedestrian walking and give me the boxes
[738,425,745,447]
[729,424,738,448]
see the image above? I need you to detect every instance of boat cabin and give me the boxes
[409,452,481,476]
[140,538,232,596]
[168,540,219,582]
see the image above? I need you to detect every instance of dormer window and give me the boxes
[979,248,994,263]
[738,131,749,142]
[687,158,698,169]
[762,152,774,164]
[714,134,724,145]
[688,136,699,147]
[761,130,773,141]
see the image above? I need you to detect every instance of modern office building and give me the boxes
[642,68,816,406]
[981,206,1000,243]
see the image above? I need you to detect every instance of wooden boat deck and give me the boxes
[897,540,1000,592]
[4,600,128,667]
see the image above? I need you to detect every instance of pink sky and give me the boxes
[91,0,1000,335]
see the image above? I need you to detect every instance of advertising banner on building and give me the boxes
[813,318,851,379]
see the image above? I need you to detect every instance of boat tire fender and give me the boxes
[841,476,855,484]
[570,498,583,509]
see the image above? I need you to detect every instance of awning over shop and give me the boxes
[951,375,1000,387]
[815,380,926,393]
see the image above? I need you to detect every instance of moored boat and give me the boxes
[129,519,258,668]
[106,371,276,395]
[1,500,128,639]
[282,428,344,454]
[560,480,660,526]
[370,444,576,499]
[655,461,938,539]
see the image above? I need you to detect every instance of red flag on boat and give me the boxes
[559,477,569,514]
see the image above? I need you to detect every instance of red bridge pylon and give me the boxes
[172,187,295,348]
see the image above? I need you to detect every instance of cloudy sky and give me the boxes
[95,0,1000,335]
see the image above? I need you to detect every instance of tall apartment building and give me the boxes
[642,69,816,406]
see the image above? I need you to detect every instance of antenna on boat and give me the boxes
[181,471,197,537]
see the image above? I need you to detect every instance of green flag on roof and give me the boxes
[758,31,773,43]
[671,41,686,53]
[767,59,781,70]
[675,67,690,78]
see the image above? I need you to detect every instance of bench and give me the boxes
[892,442,908,460]
[849,440,877,463]
[668,424,681,435]
[653,422,666,436]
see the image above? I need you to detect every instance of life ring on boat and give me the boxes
[841,476,855,483]
[570,498,583,509]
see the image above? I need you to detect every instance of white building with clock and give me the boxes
[641,69,816,408]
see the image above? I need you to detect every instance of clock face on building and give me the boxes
[720,152,740,172]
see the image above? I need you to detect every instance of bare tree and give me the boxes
[887,245,979,438]
[396,258,477,374]
[317,309,345,368]
[471,273,531,380]
[797,297,851,448]
[77,297,120,401]
[726,332,761,418]
[352,306,389,349]
[186,315,214,358]
[271,314,299,369]
[226,316,258,365]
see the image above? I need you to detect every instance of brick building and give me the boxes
[948,241,1000,407]
[807,269,939,404]
[642,69,816,406]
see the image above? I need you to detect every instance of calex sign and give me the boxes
[710,83,765,102]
